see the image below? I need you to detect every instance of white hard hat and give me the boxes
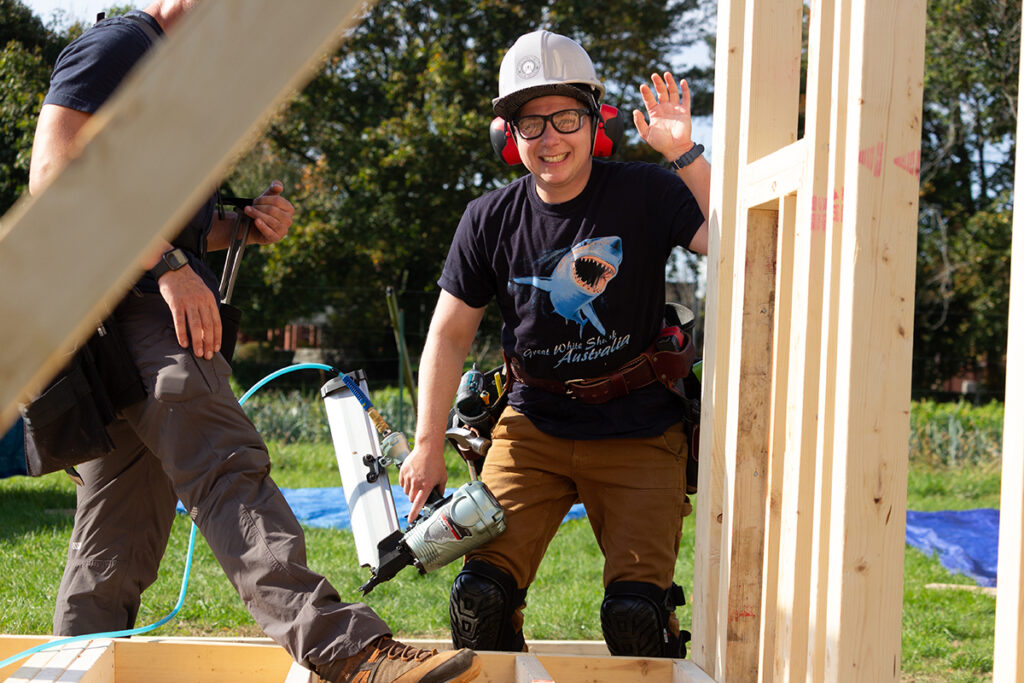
[492,30,605,120]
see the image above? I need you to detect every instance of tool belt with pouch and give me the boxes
[505,329,696,404]
[505,303,702,493]
[20,316,146,479]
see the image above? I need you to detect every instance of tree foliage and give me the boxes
[0,40,47,211]
[0,0,65,212]
[0,0,101,213]
[915,0,1020,398]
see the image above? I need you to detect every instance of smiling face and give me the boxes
[514,95,594,205]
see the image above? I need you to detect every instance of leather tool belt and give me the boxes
[504,328,696,405]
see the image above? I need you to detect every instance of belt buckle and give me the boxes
[563,377,588,400]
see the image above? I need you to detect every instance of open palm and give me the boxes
[633,72,694,158]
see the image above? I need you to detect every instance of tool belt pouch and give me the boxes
[22,346,114,477]
[681,371,701,495]
[660,303,701,496]
[219,302,242,364]
[21,318,145,477]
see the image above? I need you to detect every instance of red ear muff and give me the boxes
[592,104,623,158]
[490,117,522,165]
[491,104,623,165]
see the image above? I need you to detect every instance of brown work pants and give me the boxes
[467,407,691,611]
[53,293,388,675]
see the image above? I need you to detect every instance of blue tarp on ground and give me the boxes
[0,418,26,479]
[173,489,999,588]
[905,508,999,588]
[250,492,999,588]
[176,484,589,530]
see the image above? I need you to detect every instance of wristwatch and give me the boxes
[670,143,705,171]
[148,247,189,281]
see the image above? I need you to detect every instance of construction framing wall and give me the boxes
[693,0,1023,681]
[694,0,930,680]
[0,0,1021,681]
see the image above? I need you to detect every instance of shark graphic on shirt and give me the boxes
[511,236,623,336]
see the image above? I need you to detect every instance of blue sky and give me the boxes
[23,0,127,26]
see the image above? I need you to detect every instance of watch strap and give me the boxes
[148,248,189,281]
[670,143,705,171]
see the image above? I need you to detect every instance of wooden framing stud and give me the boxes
[283,661,316,683]
[514,654,554,683]
[673,659,716,683]
[766,0,839,678]
[715,206,777,679]
[819,0,926,679]
[6,639,114,683]
[0,637,702,682]
[691,0,750,670]
[992,3,1024,677]
[741,142,806,210]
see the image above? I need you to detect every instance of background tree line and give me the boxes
[0,0,1017,399]
[916,0,1019,400]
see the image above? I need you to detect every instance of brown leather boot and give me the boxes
[323,637,481,683]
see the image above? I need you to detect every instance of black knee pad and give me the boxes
[449,560,527,652]
[601,581,690,658]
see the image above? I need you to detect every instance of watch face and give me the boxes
[165,249,188,269]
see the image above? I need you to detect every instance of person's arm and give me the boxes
[632,72,710,256]
[29,104,89,197]
[30,102,220,359]
[158,178,293,358]
[399,290,486,522]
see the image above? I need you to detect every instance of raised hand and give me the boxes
[633,72,695,161]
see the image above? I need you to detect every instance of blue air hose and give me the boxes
[237,362,337,404]
[0,362,348,671]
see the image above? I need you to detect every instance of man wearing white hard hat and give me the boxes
[401,29,710,658]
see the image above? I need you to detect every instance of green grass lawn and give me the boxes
[901,462,999,682]
[0,441,998,681]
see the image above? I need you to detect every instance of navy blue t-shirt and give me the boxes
[439,159,704,440]
[43,11,219,295]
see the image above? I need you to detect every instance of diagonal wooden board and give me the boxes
[0,0,371,430]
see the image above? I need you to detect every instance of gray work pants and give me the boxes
[53,292,389,674]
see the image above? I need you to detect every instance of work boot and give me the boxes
[321,636,481,683]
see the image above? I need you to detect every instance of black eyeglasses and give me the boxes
[513,108,591,140]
